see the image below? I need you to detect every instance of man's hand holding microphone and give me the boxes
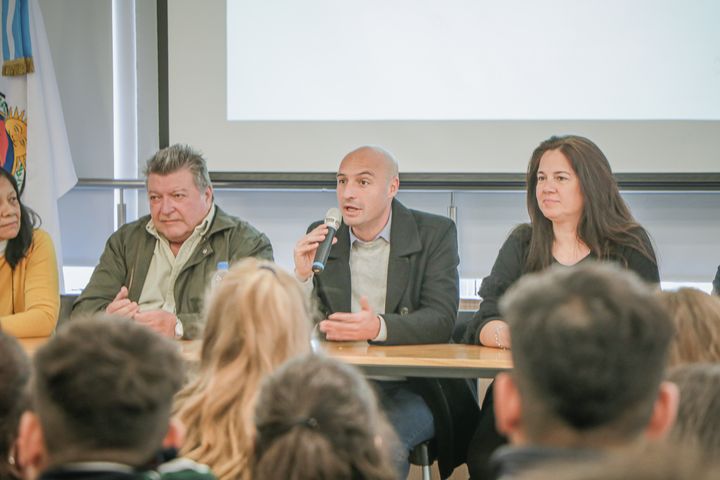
[293,208,341,281]
[293,208,382,341]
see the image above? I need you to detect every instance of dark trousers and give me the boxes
[467,382,508,480]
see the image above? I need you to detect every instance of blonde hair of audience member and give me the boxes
[254,354,398,480]
[174,258,312,480]
[667,363,720,458]
[658,288,720,366]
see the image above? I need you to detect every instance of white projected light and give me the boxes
[227,0,720,121]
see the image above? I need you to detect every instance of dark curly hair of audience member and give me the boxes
[0,331,31,480]
[501,262,673,442]
[32,315,185,462]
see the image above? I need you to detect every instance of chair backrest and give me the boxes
[452,310,476,343]
[57,293,79,330]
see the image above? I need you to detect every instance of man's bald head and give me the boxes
[340,146,399,184]
[336,145,400,241]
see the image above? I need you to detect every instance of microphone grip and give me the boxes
[312,226,337,274]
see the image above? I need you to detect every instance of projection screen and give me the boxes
[166,0,720,175]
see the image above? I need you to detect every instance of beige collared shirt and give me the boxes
[138,204,216,316]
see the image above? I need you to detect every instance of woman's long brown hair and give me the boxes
[525,135,656,272]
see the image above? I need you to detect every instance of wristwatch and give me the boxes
[174,317,184,339]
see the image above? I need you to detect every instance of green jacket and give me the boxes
[71,207,273,338]
[38,457,217,480]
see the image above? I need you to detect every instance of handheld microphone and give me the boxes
[312,208,341,274]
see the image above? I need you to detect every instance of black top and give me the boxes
[463,224,660,345]
[713,265,720,295]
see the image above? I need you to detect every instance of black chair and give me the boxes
[409,375,480,479]
[453,309,476,343]
[56,293,79,330]
[409,441,433,480]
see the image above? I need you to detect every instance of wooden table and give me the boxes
[317,341,511,378]
[20,337,512,379]
[19,336,205,363]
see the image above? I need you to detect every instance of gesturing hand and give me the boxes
[320,296,381,341]
[105,286,139,318]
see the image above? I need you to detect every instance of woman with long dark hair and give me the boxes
[0,169,59,336]
[463,135,659,480]
[466,134,658,348]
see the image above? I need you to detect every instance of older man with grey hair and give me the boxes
[72,144,273,339]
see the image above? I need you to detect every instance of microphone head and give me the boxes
[324,207,341,230]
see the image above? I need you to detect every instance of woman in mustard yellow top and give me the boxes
[0,169,59,337]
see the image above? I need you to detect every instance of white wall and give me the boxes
[39,0,115,268]
[39,0,114,178]
[136,0,159,163]
[42,0,720,287]
[133,188,720,284]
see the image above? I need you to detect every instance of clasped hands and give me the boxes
[319,296,381,341]
[105,286,177,338]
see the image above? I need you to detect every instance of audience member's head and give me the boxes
[668,363,720,458]
[175,258,312,480]
[0,332,31,480]
[515,442,720,480]
[658,288,720,366]
[254,354,398,480]
[494,262,677,448]
[18,316,185,475]
[713,266,719,295]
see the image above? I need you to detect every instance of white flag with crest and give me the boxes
[0,0,76,291]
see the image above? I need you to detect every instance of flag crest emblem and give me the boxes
[0,92,27,193]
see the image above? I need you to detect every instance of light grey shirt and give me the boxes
[349,217,391,341]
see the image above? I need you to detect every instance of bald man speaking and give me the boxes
[294,146,464,477]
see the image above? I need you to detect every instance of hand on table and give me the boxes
[320,296,381,341]
[134,309,177,338]
[479,319,511,349]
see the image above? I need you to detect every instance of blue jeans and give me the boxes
[374,380,435,478]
